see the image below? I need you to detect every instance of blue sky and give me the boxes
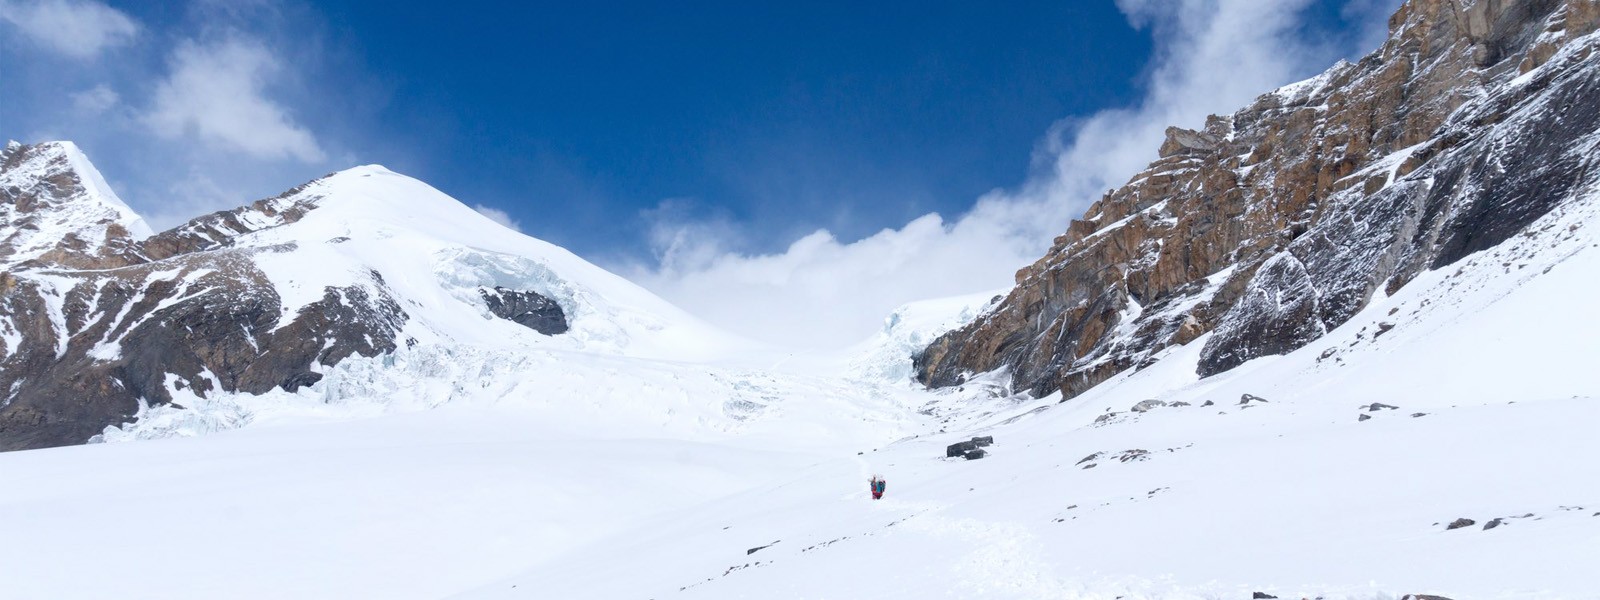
[0,0,1399,346]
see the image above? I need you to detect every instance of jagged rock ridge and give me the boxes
[917,0,1600,398]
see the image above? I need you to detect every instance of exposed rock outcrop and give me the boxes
[917,0,1600,400]
[480,286,568,335]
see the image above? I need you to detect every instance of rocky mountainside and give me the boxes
[917,0,1600,399]
[0,149,728,451]
[1,141,151,270]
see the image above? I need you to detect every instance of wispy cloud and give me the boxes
[473,204,522,232]
[69,83,118,114]
[0,0,138,59]
[142,36,325,163]
[629,0,1397,349]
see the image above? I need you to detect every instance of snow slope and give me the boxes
[456,159,1600,599]
[2,176,1596,598]
[2,143,1598,598]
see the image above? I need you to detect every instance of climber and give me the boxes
[869,475,887,500]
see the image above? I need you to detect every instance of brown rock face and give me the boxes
[918,0,1600,398]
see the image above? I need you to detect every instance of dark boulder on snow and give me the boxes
[480,286,568,335]
[1359,414,1372,422]
[963,449,987,460]
[1483,518,1504,530]
[1446,518,1476,530]
[1402,595,1457,600]
[1252,593,1278,599]
[1239,394,1268,405]
[1366,402,1398,411]
[946,441,977,457]
[971,436,994,447]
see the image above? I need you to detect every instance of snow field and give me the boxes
[1,156,1596,598]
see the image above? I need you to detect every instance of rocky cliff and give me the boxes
[917,0,1600,398]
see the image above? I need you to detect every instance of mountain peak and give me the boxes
[0,140,152,270]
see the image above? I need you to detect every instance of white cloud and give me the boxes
[0,0,138,59]
[630,0,1394,350]
[142,37,325,163]
[69,84,118,114]
[473,204,522,232]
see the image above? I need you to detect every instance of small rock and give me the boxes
[1076,452,1103,466]
[1410,413,1427,417]
[1093,413,1119,425]
[1253,593,1278,599]
[1483,518,1503,530]
[1367,402,1398,411]
[746,541,779,555]
[1445,518,1475,530]
[1170,401,1191,407]
[1358,413,1371,422]
[1131,399,1166,413]
[963,449,987,460]
[1401,595,1457,600]
[1239,393,1268,405]
[1201,400,1214,407]
[971,436,995,447]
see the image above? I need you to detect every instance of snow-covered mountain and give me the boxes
[0,146,909,451]
[1,0,1597,597]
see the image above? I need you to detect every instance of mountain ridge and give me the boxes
[0,151,756,450]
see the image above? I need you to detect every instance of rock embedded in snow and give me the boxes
[1239,394,1268,405]
[1446,518,1476,530]
[1131,399,1166,412]
[945,440,977,457]
[479,286,568,335]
